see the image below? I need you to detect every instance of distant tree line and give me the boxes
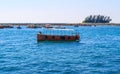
[83,15,112,23]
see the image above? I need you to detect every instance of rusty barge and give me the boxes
[37,28,80,42]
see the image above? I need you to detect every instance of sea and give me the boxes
[0,26,120,74]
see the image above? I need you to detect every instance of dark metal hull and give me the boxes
[37,34,80,42]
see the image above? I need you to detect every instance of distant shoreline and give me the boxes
[0,23,120,26]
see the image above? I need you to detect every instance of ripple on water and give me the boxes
[0,26,120,74]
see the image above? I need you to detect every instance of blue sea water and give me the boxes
[0,26,120,74]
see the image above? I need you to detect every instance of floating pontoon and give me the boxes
[37,28,80,41]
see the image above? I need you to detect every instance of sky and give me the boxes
[0,0,119,23]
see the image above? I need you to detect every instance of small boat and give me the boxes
[74,25,79,27]
[4,26,13,28]
[17,25,22,29]
[37,28,80,42]
[0,26,4,29]
[54,26,66,29]
[43,24,53,28]
[27,25,42,28]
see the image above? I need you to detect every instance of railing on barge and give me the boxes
[37,28,80,41]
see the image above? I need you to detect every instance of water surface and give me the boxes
[0,26,120,74]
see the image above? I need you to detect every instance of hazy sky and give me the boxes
[0,0,119,23]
